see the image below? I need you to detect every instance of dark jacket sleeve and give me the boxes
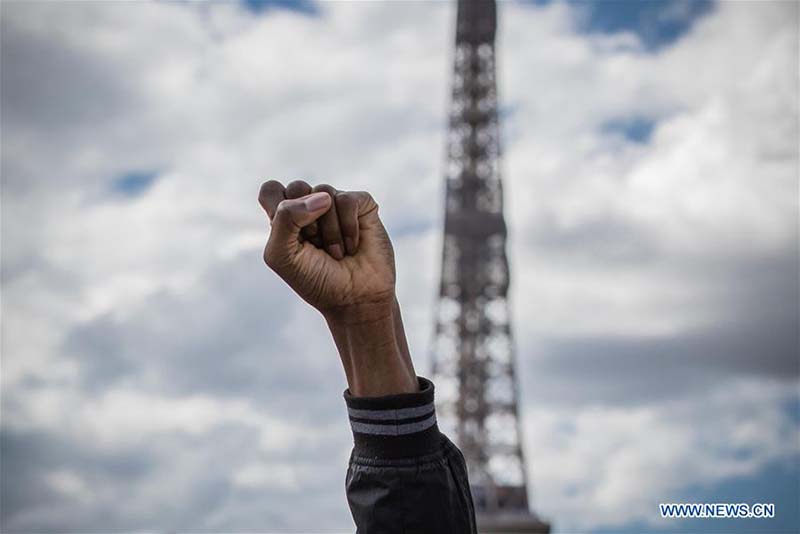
[343,377,477,534]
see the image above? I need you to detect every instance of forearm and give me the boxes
[324,298,418,397]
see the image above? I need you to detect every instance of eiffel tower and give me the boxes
[431,1,550,532]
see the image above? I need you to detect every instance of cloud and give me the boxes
[524,378,798,530]
[1,0,797,532]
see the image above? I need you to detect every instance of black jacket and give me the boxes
[343,377,477,533]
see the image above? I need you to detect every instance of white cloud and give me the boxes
[525,378,798,530]
[504,1,798,339]
[45,469,92,504]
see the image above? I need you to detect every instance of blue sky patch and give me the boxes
[112,171,158,197]
[602,116,656,143]
[783,395,800,425]
[529,0,714,51]
[241,0,318,16]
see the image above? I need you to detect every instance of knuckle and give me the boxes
[357,190,378,209]
[270,201,294,227]
[313,183,337,195]
[285,180,311,197]
[334,191,356,210]
[259,180,283,198]
[335,190,354,202]
[274,199,291,215]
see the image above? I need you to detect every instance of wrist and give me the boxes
[324,297,418,397]
[322,298,395,327]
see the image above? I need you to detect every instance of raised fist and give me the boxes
[258,180,396,319]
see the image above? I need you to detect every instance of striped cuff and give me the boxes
[343,377,441,459]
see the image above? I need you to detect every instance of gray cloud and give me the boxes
[2,401,354,531]
[1,427,157,531]
[62,250,348,423]
[524,314,798,407]
[0,18,137,134]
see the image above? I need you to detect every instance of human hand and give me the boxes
[258,180,417,396]
[258,180,396,321]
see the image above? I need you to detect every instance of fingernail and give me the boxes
[304,192,329,212]
[344,237,356,255]
[328,244,344,260]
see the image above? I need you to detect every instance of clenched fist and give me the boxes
[258,180,417,396]
[258,180,396,316]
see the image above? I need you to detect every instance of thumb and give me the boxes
[264,192,331,267]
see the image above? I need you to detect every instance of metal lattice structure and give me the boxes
[431,1,549,531]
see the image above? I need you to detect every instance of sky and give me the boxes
[1,0,798,532]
